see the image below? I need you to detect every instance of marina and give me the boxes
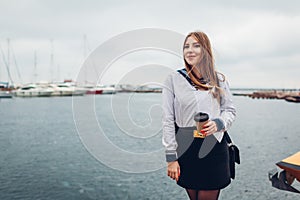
[0,81,163,98]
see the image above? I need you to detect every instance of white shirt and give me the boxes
[162,69,236,161]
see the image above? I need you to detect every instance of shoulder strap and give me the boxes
[177,68,207,87]
[224,131,232,144]
[177,68,195,86]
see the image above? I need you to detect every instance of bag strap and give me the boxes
[224,131,232,144]
[177,68,196,87]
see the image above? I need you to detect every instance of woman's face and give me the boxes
[183,36,202,67]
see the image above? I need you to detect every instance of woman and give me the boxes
[162,31,236,200]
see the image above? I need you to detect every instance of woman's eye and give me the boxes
[194,44,201,48]
[184,45,189,49]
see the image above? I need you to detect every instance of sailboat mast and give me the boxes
[83,34,87,85]
[7,39,9,75]
[33,50,37,83]
[5,38,13,85]
[50,39,54,83]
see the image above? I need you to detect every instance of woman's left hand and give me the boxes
[201,120,217,136]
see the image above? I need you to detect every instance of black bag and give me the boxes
[224,131,240,179]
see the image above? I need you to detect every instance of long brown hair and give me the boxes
[183,31,225,102]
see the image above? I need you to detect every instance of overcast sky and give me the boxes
[0,0,299,88]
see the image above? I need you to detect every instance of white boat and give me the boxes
[85,85,116,95]
[101,86,116,94]
[49,83,73,96]
[0,90,13,98]
[72,86,87,96]
[83,84,103,95]
[0,82,13,98]
[13,84,53,97]
[49,82,86,96]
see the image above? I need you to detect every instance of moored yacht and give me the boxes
[85,85,116,95]
[101,86,116,94]
[0,82,13,98]
[13,84,53,97]
[49,82,86,96]
[0,90,13,98]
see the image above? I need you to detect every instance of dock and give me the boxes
[233,90,300,103]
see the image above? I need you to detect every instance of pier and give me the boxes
[233,90,300,103]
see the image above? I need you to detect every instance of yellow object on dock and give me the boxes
[277,151,300,181]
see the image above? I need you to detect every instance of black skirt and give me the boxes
[176,127,231,190]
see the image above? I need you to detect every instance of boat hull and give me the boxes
[0,92,13,98]
[14,91,53,97]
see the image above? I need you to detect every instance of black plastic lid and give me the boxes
[194,112,209,122]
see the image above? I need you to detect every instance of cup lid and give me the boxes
[194,112,209,122]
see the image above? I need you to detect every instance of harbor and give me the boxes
[0,80,165,99]
[2,81,300,103]
[233,89,300,103]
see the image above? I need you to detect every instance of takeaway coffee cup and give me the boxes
[194,112,209,132]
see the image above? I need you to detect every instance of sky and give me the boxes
[0,0,300,88]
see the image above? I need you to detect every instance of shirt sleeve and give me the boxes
[219,79,237,131]
[161,74,178,162]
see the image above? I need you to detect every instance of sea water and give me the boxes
[0,94,299,200]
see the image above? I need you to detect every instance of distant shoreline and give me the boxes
[232,90,300,103]
[231,88,299,91]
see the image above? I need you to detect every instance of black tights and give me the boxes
[186,189,220,200]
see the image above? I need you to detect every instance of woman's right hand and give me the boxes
[167,161,180,181]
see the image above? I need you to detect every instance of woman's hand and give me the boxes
[167,161,180,181]
[201,120,217,136]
